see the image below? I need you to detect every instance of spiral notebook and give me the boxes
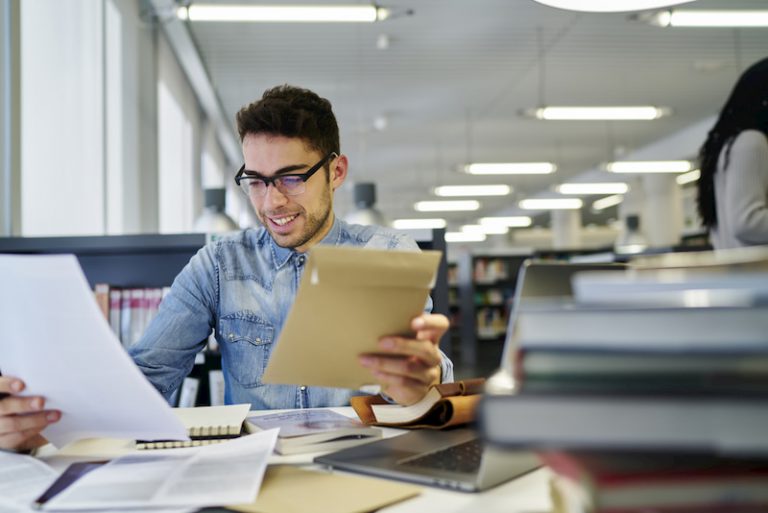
[136,403,251,450]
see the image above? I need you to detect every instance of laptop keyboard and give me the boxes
[400,438,483,474]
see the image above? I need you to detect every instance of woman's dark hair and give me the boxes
[697,57,768,228]
[236,85,340,158]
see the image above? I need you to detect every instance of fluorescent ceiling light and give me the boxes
[434,185,511,197]
[392,218,447,229]
[648,10,768,27]
[676,169,701,185]
[527,106,668,121]
[414,200,480,212]
[461,224,509,235]
[479,216,532,228]
[556,183,629,195]
[445,232,486,243]
[519,198,583,210]
[533,0,693,12]
[178,4,388,23]
[592,194,624,211]
[464,162,556,175]
[607,160,692,173]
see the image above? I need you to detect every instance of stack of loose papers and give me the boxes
[40,429,278,511]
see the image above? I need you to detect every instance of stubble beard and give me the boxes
[260,187,334,250]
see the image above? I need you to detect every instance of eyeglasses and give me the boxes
[234,152,337,197]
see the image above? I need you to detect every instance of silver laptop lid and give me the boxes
[486,260,626,394]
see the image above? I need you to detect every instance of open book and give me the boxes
[246,409,382,455]
[351,378,485,429]
[137,404,251,450]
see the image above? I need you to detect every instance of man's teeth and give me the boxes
[273,215,297,226]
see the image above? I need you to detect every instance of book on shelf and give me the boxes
[351,378,485,428]
[246,409,382,455]
[136,403,250,450]
[544,450,768,513]
[480,392,768,454]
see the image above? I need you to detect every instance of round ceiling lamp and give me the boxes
[532,0,696,12]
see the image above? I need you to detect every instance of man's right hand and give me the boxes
[0,376,59,451]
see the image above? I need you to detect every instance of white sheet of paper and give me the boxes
[43,429,279,510]
[0,451,58,504]
[0,254,189,447]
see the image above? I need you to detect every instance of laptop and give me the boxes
[316,260,626,492]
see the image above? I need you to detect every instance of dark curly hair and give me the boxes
[696,57,768,228]
[236,85,340,160]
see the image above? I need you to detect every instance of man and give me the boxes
[129,84,453,409]
[0,85,451,452]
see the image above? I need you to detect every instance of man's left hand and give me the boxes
[358,313,449,406]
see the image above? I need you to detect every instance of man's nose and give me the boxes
[263,182,288,207]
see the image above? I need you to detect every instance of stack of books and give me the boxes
[481,253,768,512]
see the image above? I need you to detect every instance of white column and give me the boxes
[642,174,684,248]
[551,209,582,249]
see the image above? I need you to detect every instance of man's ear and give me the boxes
[330,154,349,191]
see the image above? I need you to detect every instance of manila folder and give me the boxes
[262,245,441,390]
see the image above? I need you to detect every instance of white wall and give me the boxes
[21,0,105,236]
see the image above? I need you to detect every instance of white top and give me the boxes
[710,130,768,249]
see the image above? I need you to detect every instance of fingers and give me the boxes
[374,337,442,367]
[0,395,46,416]
[0,377,59,451]
[0,427,48,452]
[0,376,24,394]
[411,314,450,342]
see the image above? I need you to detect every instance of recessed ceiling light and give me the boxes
[556,183,629,195]
[461,224,510,235]
[606,160,692,173]
[392,218,447,230]
[445,232,486,243]
[592,195,624,211]
[532,0,694,13]
[463,163,556,175]
[414,200,480,212]
[644,10,768,27]
[479,216,533,228]
[525,106,669,121]
[676,169,701,185]
[177,4,389,23]
[519,198,583,210]
[434,185,512,197]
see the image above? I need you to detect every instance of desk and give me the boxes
[38,407,552,513]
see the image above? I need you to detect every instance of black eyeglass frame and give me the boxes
[234,151,337,196]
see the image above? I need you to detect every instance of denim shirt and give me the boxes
[129,218,454,410]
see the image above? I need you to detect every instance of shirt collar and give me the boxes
[267,216,343,270]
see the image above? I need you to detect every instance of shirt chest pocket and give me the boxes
[219,316,275,388]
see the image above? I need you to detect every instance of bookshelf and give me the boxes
[456,252,530,377]
[0,233,206,288]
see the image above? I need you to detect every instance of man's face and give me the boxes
[242,134,347,252]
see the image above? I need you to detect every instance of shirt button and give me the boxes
[255,337,262,344]
[300,385,307,391]
[228,333,234,340]
[297,255,306,266]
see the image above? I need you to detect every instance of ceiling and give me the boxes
[183,0,768,231]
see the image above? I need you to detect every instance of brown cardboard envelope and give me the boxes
[230,465,421,513]
[262,245,442,390]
